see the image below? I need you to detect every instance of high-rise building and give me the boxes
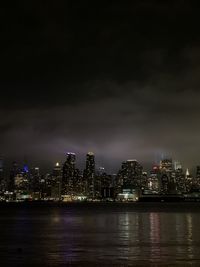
[160,159,173,173]
[147,165,160,193]
[174,161,182,171]
[196,166,200,178]
[185,168,193,192]
[174,165,186,193]
[159,159,176,193]
[0,157,5,196]
[193,166,200,190]
[100,172,114,199]
[83,152,95,198]
[117,159,143,191]
[62,153,79,196]
[13,164,30,200]
[29,167,41,199]
[51,162,62,200]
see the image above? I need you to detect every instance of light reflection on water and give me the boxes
[0,204,200,266]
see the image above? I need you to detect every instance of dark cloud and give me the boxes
[0,1,200,172]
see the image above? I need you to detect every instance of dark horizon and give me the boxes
[1,1,200,172]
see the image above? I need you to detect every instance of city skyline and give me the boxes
[1,2,200,265]
[1,151,200,203]
[0,151,198,175]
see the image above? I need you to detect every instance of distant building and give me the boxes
[185,168,193,192]
[29,167,41,199]
[14,164,30,200]
[62,153,79,196]
[0,157,5,196]
[51,162,62,200]
[174,165,186,193]
[159,159,176,193]
[174,161,182,171]
[193,166,200,191]
[117,159,143,193]
[147,165,160,193]
[83,152,96,198]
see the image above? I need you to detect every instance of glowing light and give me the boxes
[88,152,94,155]
[23,165,29,173]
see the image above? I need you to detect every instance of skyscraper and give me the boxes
[84,152,95,198]
[185,168,193,192]
[62,153,79,196]
[51,162,62,200]
[159,159,175,193]
[194,166,200,190]
[0,157,5,196]
[29,167,41,200]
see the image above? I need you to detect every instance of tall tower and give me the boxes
[62,152,77,196]
[29,167,41,200]
[84,152,95,198]
[51,162,62,200]
[159,159,174,193]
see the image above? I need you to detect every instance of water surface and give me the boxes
[0,202,200,266]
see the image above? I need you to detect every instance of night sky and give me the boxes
[1,0,200,172]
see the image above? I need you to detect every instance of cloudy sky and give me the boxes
[1,0,200,172]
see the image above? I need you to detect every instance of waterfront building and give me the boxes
[0,157,5,197]
[116,159,143,193]
[83,152,96,198]
[51,162,62,200]
[29,167,41,199]
[147,165,160,193]
[62,152,79,197]
[160,159,177,193]
[175,165,186,193]
[185,168,193,192]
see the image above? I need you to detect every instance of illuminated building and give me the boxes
[29,167,41,199]
[190,166,200,191]
[196,166,200,179]
[160,159,173,172]
[117,188,139,201]
[116,159,143,193]
[62,152,79,196]
[194,166,200,190]
[174,164,186,193]
[43,173,52,198]
[0,157,5,197]
[83,152,96,198]
[147,165,160,193]
[159,159,176,193]
[185,168,193,192]
[100,172,114,199]
[174,161,182,171]
[14,164,30,200]
[141,171,148,191]
[51,162,62,200]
